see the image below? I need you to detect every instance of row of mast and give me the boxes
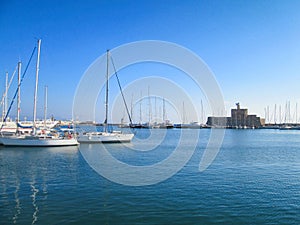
[265,102,300,124]
[1,39,46,132]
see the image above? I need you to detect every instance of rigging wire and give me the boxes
[0,65,18,106]
[110,55,133,125]
[0,46,37,132]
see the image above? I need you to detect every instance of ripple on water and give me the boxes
[1,129,300,224]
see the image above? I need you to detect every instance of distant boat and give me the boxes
[18,120,58,129]
[158,99,173,129]
[279,125,292,130]
[129,123,143,129]
[77,50,134,143]
[158,121,174,129]
[174,122,201,129]
[0,39,78,147]
[77,131,133,143]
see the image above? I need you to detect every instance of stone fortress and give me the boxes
[206,103,265,128]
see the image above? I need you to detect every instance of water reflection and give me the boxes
[1,130,300,224]
[0,146,79,224]
[30,179,39,225]
[12,178,21,224]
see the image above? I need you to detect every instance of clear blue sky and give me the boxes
[1,0,300,122]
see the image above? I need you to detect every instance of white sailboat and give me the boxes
[77,50,134,143]
[0,39,78,147]
[0,134,78,147]
[78,131,134,143]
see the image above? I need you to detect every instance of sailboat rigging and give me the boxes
[77,50,134,143]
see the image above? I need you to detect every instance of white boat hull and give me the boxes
[0,136,79,147]
[77,132,134,143]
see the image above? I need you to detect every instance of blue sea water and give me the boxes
[1,129,300,224]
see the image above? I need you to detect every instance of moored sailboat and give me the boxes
[0,39,78,147]
[77,50,134,143]
[0,134,78,147]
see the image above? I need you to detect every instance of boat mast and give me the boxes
[148,86,151,125]
[130,94,133,124]
[1,66,18,122]
[279,105,282,124]
[288,101,291,123]
[44,85,48,129]
[154,96,157,124]
[104,50,109,132]
[2,72,8,121]
[274,104,277,124]
[296,103,298,124]
[182,101,185,124]
[201,99,204,124]
[163,98,166,122]
[33,39,41,132]
[17,62,22,124]
[139,91,142,124]
[267,105,270,124]
[5,72,8,120]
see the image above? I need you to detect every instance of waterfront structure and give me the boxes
[231,103,248,127]
[206,103,264,128]
[206,117,228,128]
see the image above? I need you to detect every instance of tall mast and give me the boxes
[154,96,157,124]
[2,67,17,121]
[288,101,291,123]
[268,105,270,124]
[148,86,151,124]
[139,91,142,124]
[2,72,9,121]
[296,103,298,124]
[44,85,48,129]
[33,39,41,131]
[279,105,282,124]
[163,98,166,122]
[5,72,8,119]
[201,99,204,124]
[17,62,22,123]
[274,104,277,124]
[182,101,185,124]
[130,94,133,124]
[104,49,109,132]
[284,102,287,124]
